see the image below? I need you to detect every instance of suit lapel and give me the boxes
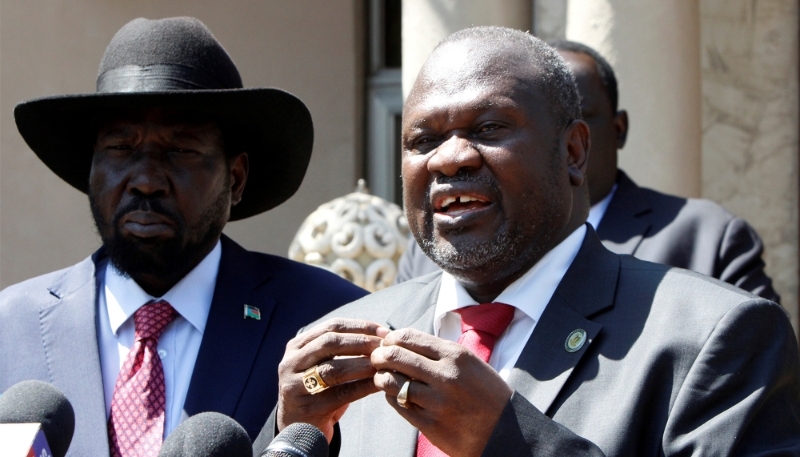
[508,230,619,415]
[597,170,652,255]
[42,251,111,456]
[386,274,440,332]
[349,276,440,457]
[183,235,274,417]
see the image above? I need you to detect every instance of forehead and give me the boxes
[94,107,220,133]
[405,42,548,123]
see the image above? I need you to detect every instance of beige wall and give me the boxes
[0,0,364,287]
[700,0,799,328]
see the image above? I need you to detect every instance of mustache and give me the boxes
[112,196,183,228]
[424,172,500,205]
[433,172,497,187]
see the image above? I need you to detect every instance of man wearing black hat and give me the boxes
[0,17,366,456]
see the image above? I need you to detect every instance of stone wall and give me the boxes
[700,0,799,328]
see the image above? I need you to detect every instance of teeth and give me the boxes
[439,195,484,210]
[441,196,457,208]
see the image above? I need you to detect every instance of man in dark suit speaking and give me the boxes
[396,40,780,304]
[255,27,799,456]
[0,17,366,456]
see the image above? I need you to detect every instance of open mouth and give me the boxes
[435,195,491,217]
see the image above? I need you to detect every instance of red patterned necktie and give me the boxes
[416,302,516,457]
[108,300,177,457]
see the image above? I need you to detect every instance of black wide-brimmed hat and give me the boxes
[14,16,313,220]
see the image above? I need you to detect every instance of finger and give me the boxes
[297,377,380,414]
[292,332,384,370]
[381,328,453,360]
[289,318,390,350]
[277,378,378,435]
[374,371,436,416]
[371,343,445,383]
[314,356,377,389]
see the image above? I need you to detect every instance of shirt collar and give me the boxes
[434,225,587,333]
[104,240,222,336]
[587,183,617,229]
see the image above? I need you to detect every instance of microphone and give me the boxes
[260,422,328,457]
[158,411,251,457]
[0,379,75,457]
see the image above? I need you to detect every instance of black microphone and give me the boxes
[260,422,328,457]
[0,379,75,457]
[158,411,251,457]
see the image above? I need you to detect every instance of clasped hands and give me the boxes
[276,318,513,457]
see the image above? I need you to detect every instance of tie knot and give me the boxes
[456,302,515,338]
[134,300,177,341]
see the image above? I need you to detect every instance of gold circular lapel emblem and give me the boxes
[565,329,587,353]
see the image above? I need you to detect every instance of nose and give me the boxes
[126,150,169,197]
[426,135,483,177]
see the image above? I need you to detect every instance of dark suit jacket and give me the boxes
[396,170,780,303]
[255,228,800,456]
[0,234,367,457]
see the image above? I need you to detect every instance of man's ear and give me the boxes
[230,152,249,206]
[565,119,590,188]
[614,110,629,150]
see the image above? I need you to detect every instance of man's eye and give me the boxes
[408,135,439,151]
[477,123,502,133]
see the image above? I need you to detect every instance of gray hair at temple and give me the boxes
[433,26,582,131]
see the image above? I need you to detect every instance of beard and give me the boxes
[415,187,541,276]
[411,146,564,278]
[89,185,230,285]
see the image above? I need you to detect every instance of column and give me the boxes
[565,0,703,198]
[402,0,532,98]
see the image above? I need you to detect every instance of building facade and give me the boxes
[1,0,797,329]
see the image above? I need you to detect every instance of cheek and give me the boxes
[401,157,428,207]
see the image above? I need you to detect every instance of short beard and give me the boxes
[412,140,563,279]
[420,220,538,276]
[90,186,229,287]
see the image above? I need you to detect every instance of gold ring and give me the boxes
[397,379,411,409]
[302,366,330,395]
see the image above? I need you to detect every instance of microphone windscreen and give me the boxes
[261,422,328,457]
[0,379,75,457]
[158,411,251,457]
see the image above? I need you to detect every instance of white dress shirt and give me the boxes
[434,225,586,380]
[97,240,221,437]
[587,184,617,229]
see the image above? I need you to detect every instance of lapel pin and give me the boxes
[565,329,587,352]
[243,304,261,320]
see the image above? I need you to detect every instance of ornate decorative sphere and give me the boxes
[288,180,411,292]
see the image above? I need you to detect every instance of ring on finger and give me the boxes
[397,379,412,409]
[302,365,330,395]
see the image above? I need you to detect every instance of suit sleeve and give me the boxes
[716,217,780,303]
[482,393,605,456]
[662,299,800,456]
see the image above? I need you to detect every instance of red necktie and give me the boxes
[416,302,516,457]
[108,300,177,457]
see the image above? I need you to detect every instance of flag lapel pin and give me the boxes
[243,304,261,320]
